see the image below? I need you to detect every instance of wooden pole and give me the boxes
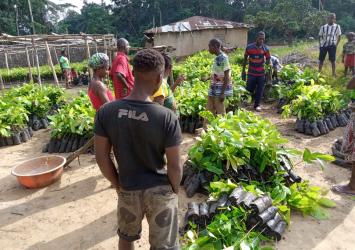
[25,47,33,82]
[104,38,108,55]
[66,43,70,61]
[0,73,4,90]
[45,41,59,86]
[4,50,10,76]
[95,41,98,53]
[85,38,93,78]
[32,38,42,86]
[53,47,59,64]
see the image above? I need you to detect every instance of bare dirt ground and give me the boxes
[0,97,354,250]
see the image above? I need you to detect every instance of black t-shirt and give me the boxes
[94,99,182,191]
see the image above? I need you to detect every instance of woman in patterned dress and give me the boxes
[332,77,355,196]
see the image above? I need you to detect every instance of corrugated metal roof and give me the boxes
[144,16,252,34]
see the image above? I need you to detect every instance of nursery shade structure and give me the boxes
[0,33,115,88]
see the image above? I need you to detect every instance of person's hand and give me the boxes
[219,93,225,102]
[176,75,185,85]
[241,71,246,81]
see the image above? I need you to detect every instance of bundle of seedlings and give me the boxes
[0,95,33,147]
[182,178,336,249]
[181,153,302,198]
[331,138,352,168]
[184,187,288,241]
[0,126,34,147]
[181,111,336,249]
[43,133,92,153]
[282,84,348,137]
[45,92,95,154]
[273,64,323,114]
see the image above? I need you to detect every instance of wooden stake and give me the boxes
[25,47,33,82]
[0,73,4,90]
[66,43,70,61]
[32,38,42,86]
[53,46,59,64]
[4,50,10,76]
[45,41,59,86]
[95,41,98,53]
[85,38,93,78]
[104,38,108,55]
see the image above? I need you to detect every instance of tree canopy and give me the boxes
[0,0,354,45]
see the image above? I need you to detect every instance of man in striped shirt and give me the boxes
[319,13,342,77]
[242,31,271,111]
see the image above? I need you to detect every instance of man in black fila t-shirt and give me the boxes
[94,49,182,250]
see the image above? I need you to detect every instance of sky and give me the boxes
[51,0,112,11]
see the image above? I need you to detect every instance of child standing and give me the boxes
[206,38,232,115]
[343,32,355,77]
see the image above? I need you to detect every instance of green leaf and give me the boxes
[318,198,336,208]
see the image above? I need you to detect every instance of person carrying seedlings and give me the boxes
[95,49,182,249]
[88,53,114,111]
[242,31,271,112]
[318,13,342,77]
[59,49,71,88]
[332,76,355,196]
[342,32,355,77]
[206,38,232,115]
[110,38,134,100]
[151,52,185,113]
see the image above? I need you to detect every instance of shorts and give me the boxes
[62,68,71,81]
[116,185,179,250]
[345,54,355,67]
[208,83,233,97]
[319,45,337,62]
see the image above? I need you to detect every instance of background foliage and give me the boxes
[0,1,353,46]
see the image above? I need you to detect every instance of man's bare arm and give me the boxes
[220,69,230,102]
[95,135,119,188]
[116,73,129,89]
[242,54,248,80]
[166,145,182,194]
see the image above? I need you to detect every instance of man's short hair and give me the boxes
[133,49,164,73]
[329,13,336,18]
[209,38,222,48]
[117,38,129,48]
[257,31,266,38]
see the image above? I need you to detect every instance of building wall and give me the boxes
[148,28,248,57]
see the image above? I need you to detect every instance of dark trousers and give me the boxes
[246,75,265,107]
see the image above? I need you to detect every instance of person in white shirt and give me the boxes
[319,13,342,77]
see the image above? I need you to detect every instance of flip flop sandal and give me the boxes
[331,185,355,196]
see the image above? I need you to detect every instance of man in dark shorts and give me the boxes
[94,49,182,250]
[319,13,342,77]
[242,31,271,111]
